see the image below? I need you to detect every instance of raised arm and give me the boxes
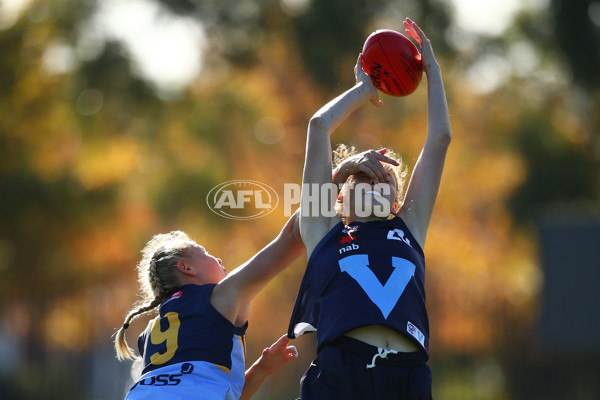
[210,211,305,326]
[399,18,452,248]
[301,58,381,256]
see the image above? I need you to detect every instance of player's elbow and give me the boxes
[436,127,452,148]
[308,115,330,133]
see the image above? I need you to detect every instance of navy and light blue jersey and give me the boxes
[138,284,247,375]
[127,284,247,399]
[288,217,429,356]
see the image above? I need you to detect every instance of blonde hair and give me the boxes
[333,144,408,206]
[114,231,196,361]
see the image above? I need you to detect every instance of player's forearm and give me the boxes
[425,64,451,147]
[302,82,371,189]
[309,82,373,134]
[301,82,372,219]
[211,213,304,323]
[227,218,304,302]
[239,362,269,400]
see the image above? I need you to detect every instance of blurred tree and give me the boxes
[2,0,599,398]
[550,0,600,91]
[0,2,165,397]
[502,2,600,221]
[508,105,600,221]
[156,0,453,90]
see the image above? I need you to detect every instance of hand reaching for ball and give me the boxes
[355,54,383,107]
[403,18,438,73]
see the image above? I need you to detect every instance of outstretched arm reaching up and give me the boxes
[301,57,382,257]
[211,210,305,326]
[398,18,451,248]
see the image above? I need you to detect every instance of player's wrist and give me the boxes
[423,60,440,75]
[250,357,272,377]
[355,80,375,96]
[332,164,349,185]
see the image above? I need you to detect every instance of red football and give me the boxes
[361,29,423,97]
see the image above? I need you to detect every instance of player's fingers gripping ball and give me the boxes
[361,29,423,97]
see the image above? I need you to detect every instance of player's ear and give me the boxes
[177,260,195,276]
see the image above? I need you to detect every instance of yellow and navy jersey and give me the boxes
[288,217,429,357]
[137,284,247,375]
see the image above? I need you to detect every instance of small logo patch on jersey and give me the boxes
[162,291,183,306]
[339,235,356,244]
[387,229,411,247]
[342,225,359,236]
[407,321,425,347]
[181,363,194,374]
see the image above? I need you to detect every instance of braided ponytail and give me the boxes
[115,296,163,360]
[114,231,196,361]
[148,259,167,302]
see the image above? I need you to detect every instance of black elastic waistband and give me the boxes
[329,336,427,366]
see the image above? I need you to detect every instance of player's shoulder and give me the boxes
[161,284,213,311]
[303,215,342,259]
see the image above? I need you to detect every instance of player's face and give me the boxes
[187,245,227,284]
[344,168,397,219]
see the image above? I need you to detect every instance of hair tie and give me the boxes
[123,322,130,330]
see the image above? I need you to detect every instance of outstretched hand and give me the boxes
[354,55,383,107]
[403,17,438,73]
[334,149,399,185]
[255,334,298,375]
[240,334,299,400]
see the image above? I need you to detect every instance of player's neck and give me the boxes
[345,214,387,224]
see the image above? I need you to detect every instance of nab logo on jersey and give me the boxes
[387,229,411,247]
[339,243,360,254]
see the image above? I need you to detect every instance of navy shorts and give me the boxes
[299,336,432,400]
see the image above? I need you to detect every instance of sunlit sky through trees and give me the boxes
[1,0,545,95]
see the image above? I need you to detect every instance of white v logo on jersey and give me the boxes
[338,254,416,319]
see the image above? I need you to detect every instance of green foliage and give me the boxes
[509,109,600,221]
